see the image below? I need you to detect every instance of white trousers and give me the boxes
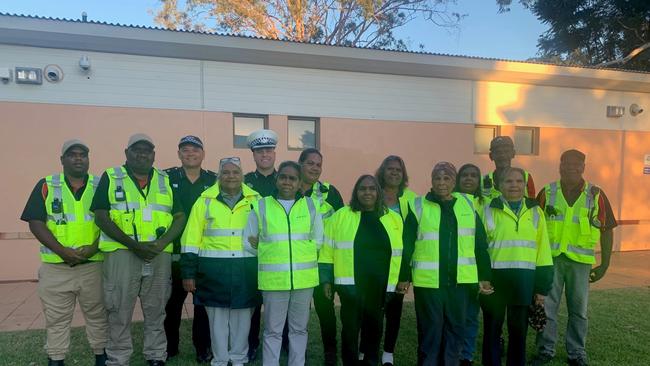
[205,306,254,366]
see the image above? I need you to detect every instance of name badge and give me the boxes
[142,207,153,222]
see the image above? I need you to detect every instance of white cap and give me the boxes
[61,139,89,155]
[246,129,278,150]
[127,133,155,149]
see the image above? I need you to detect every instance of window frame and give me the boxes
[287,116,320,151]
[513,126,540,156]
[473,124,501,154]
[232,113,269,149]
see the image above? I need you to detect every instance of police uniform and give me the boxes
[163,166,216,360]
[244,170,277,197]
[20,140,107,366]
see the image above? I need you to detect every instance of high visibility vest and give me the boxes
[309,181,336,220]
[398,188,418,222]
[320,207,403,291]
[411,193,478,288]
[99,166,174,252]
[253,196,319,290]
[483,198,553,270]
[482,170,532,200]
[42,174,102,263]
[181,184,260,258]
[544,181,601,264]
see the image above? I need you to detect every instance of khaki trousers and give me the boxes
[38,261,108,360]
[103,250,171,366]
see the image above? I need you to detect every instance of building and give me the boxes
[1,13,649,281]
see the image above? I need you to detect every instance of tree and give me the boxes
[154,0,464,50]
[500,0,650,71]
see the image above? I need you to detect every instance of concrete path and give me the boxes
[1,251,649,332]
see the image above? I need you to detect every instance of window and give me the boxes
[474,125,500,154]
[233,114,267,149]
[514,126,540,155]
[288,117,319,150]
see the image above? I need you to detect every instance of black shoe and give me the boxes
[166,349,179,360]
[147,360,165,366]
[459,359,473,366]
[568,357,588,366]
[95,352,107,366]
[247,346,259,362]
[196,351,212,364]
[47,359,65,366]
[530,353,553,366]
[382,363,393,366]
[324,350,337,366]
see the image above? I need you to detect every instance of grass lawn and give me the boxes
[1,287,648,366]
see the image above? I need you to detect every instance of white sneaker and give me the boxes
[382,351,394,365]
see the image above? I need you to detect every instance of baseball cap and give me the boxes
[127,133,155,149]
[61,139,89,155]
[178,135,204,149]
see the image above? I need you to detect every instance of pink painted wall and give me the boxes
[1,101,647,281]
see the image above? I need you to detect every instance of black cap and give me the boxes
[561,149,586,163]
[178,135,204,149]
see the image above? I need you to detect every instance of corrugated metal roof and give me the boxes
[1,11,644,74]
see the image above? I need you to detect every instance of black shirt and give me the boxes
[90,165,183,214]
[244,170,277,197]
[21,175,90,223]
[354,211,392,292]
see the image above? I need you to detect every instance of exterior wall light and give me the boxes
[630,104,644,116]
[15,67,42,85]
[606,105,625,118]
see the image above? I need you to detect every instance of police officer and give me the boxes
[482,136,536,200]
[92,133,186,366]
[532,150,617,366]
[21,139,108,366]
[163,136,215,363]
[243,128,279,361]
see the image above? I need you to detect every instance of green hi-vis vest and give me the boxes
[253,196,319,290]
[482,198,553,270]
[398,188,418,222]
[181,184,260,258]
[544,181,601,264]
[99,166,174,252]
[481,170,532,200]
[411,193,478,288]
[42,174,102,263]
[309,181,335,220]
[320,207,404,291]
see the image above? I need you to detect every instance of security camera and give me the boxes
[630,104,644,116]
[79,55,91,71]
[44,65,64,83]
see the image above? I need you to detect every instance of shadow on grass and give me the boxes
[1,287,648,366]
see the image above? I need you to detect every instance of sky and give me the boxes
[0,0,548,61]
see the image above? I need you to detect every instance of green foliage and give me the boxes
[1,287,648,366]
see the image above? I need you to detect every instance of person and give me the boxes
[481,136,535,200]
[480,167,553,366]
[408,162,493,366]
[92,133,186,366]
[163,136,215,363]
[181,157,260,366]
[298,148,345,366]
[319,174,406,366]
[244,128,279,361]
[244,161,323,366]
[532,150,617,366]
[455,164,486,366]
[361,155,418,366]
[21,139,108,366]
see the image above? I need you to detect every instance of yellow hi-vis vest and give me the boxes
[544,181,601,264]
[253,196,319,290]
[398,188,418,222]
[482,171,532,200]
[42,174,102,263]
[483,198,553,270]
[411,193,478,288]
[319,207,404,291]
[181,184,260,258]
[99,166,174,252]
[309,181,336,220]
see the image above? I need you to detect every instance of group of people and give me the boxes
[21,129,616,366]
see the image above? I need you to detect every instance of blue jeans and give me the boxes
[536,254,591,360]
[460,291,480,360]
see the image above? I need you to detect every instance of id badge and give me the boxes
[142,207,153,222]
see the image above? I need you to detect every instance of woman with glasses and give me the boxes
[244,161,324,366]
[180,157,260,366]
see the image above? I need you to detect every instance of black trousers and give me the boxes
[413,286,469,366]
[480,293,529,366]
[338,286,385,366]
[360,292,404,355]
[164,261,211,355]
[314,283,338,354]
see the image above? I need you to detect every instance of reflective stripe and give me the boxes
[40,246,55,254]
[549,182,558,207]
[148,203,172,213]
[263,233,311,242]
[182,245,200,254]
[335,277,355,285]
[458,257,477,265]
[89,175,98,191]
[203,228,244,237]
[333,241,354,250]
[532,208,540,229]
[386,283,396,292]
[111,202,141,211]
[305,197,316,227]
[314,182,323,205]
[491,260,536,270]
[412,261,440,270]
[484,206,495,231]
[413,197,423,222]
[458,228,475,236]
[259,198,268,238]
[585,183,594,210]
[259,261,318,272]
[156,169,167,194]
[490,239,537,250]
[419,232,439,241]
[391,249,403,257]
[293,261,318,270]
[458,193,475,212]
[100,232,156,242]
[204,198,211,219]
[198,249,256,258]
[549,214,581,224]
[550,242,560,250]
[567,245,595,256]
[48,213,94,222]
